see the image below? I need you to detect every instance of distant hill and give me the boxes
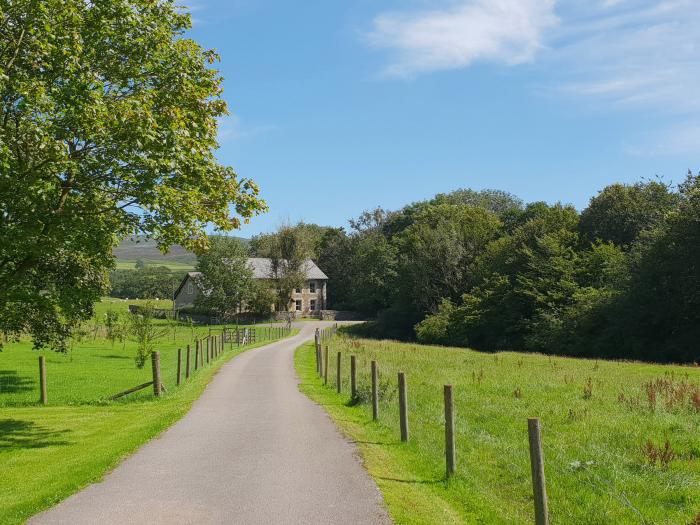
[113,235,248,270]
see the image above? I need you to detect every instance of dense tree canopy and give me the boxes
[0,0,266,349]
[109,266,184,300]
[578,180,678,247]
[287,182,697,363]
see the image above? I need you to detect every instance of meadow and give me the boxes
[296,336,700,525]
[0,298,292,524]
[114,259,195,271]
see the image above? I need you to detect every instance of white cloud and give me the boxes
[549,0,700,112]
[366,0,700,154]
[367,0,559,77]
[367,1,700,112]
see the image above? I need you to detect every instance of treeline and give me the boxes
[109,266,186,300]
[253,173,699,363]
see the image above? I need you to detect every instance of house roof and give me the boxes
[174,258,328,299]
[247,258,328,280]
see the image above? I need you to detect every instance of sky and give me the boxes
[185,0,700,237]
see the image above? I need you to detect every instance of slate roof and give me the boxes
[247,258,328,280]
[174,258,327,298]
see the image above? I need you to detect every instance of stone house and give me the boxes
[173,258,328,316]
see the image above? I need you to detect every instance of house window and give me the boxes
[295,287,301,294]
[310,300,316,311]
[309,281,316,293]
[187,281,194,295]
[295,300,302,311]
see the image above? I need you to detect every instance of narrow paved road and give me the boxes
[29,323,391,525]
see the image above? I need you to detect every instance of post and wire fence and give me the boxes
[35,323,293,405]
[312,326,551,525]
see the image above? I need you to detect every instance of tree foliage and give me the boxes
[0,0,266,350]
[300,182,697,363]
[193,237,253,320]
[251,224,315,311]
[109,266,184,300]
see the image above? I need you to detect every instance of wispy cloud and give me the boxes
[550,0,700,112]
[367,0,558,77]
[366,1,700,111]
[366,0,700,154]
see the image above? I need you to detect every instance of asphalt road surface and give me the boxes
[29,323,391,525]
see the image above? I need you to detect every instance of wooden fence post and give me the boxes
[398,372,409,442]
[176,348,182,386]
[528,418,549,525]
[186,345,191,379]
[195,341,199,371]
[324,346,329,385]
[314,329,320,374]
[316,343,322,378]
[444,385,456,477]
[151,351,162,397]
[38,356,47,405]
[336,352,342,393]
[350,355,357,400]
[371,360,379,421]
[206,336,210,363]
[200,339,204,367]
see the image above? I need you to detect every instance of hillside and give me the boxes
[113,235,248,270]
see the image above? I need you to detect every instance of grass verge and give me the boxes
[295,338,700,525]
[1,330,296,524]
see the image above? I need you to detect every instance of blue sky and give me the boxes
[186,0,699,236]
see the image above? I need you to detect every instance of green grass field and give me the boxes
[114,259,195,271]
[295,336,700,525]
[1,298,293,524]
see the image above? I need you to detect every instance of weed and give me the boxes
[513,387,522,399]
[355,375,396,405]
[642,439,675,470]
[583,377,593,400]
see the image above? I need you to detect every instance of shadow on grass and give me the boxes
[376,475,445,485]
[98,354,131,360]
[0,419,71,450]
[353,440,402,446]
[0,370,35,394]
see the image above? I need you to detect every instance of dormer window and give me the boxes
[187,281,194,295]
[309,281,316,293]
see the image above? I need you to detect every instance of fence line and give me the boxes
[313,328,552,525]
[33,324,292,406]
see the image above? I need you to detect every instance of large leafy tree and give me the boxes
[194,237,253,320]
[253,224,314,311]
[579,180,678,247]
[0,0,266,349]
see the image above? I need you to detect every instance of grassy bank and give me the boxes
[295,337,700,524]
[1,302,294,524]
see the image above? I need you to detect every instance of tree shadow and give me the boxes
[99,354,131,360]
[352,440,402,446]
[376,475,445,485]
[0,419,71,450]
[0,370,35,394]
